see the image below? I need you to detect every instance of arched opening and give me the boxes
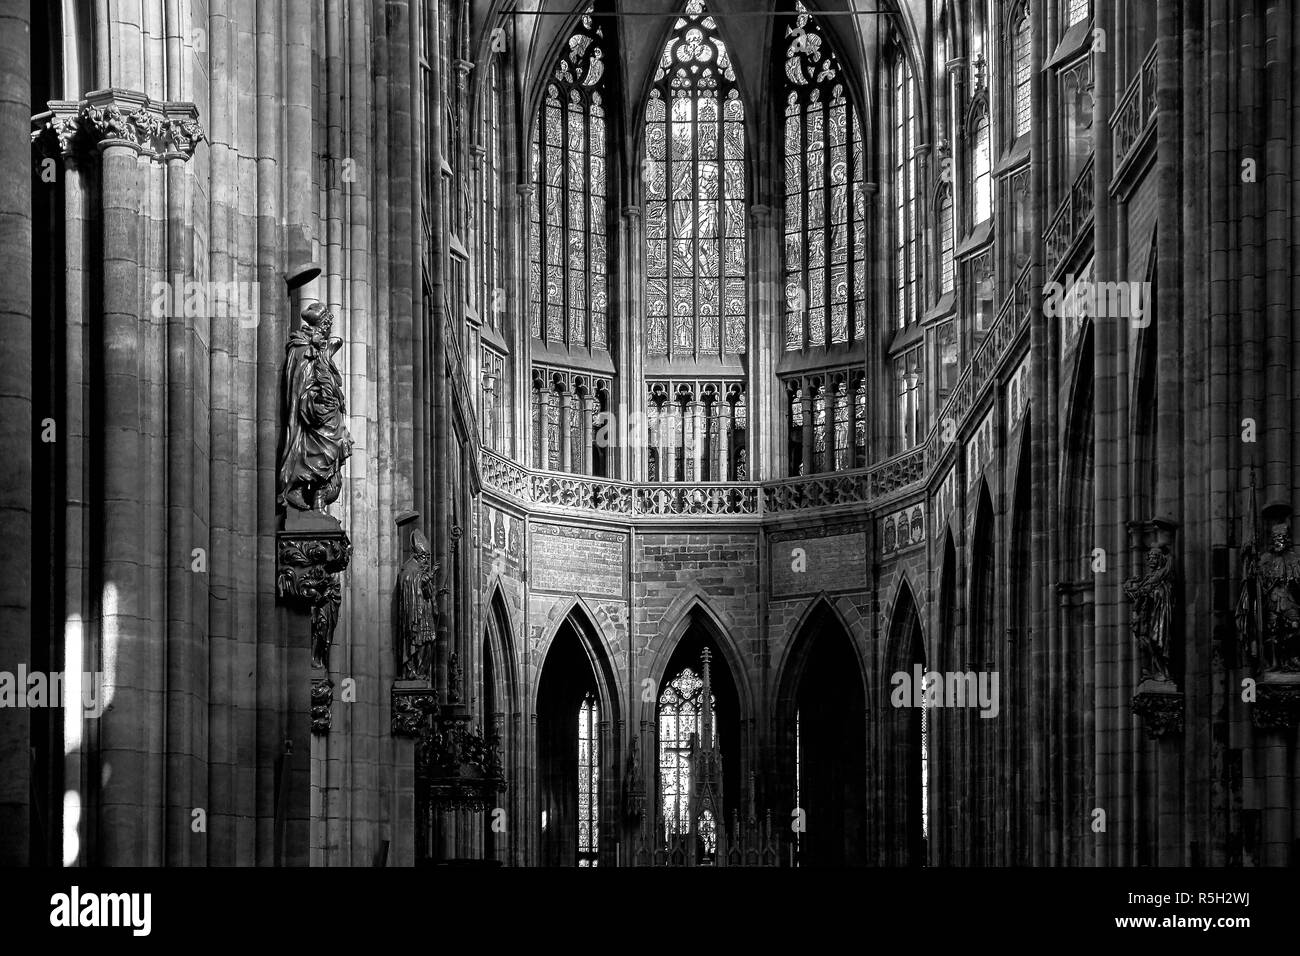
[886,581,928,866]
[536,614,612,867]
[653,616,741,864]
[779,601,867,866]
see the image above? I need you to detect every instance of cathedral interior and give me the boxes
[3,0,1300,869]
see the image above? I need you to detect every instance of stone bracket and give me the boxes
[391,684,439,738]
[276,529,352,672]
[1251,676,1300,730]
[1131,683,1184,738]
[311,679,334,736]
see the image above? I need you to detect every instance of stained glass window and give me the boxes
[1012,8,1032,138]
[938,187,954,295]
[578,692,599,866]
[644,0,747,360]
[894,345,923,453]
[832,376,850,471]
[530,11,608,349]
[658,668,717,845]
[853,373,867,467]
[1066,0,1090,25]
[890,44,918,329]
[782,1,864,351]
[788,382,804,477]
[645,380,746,482]
[811,380,827,473]
[971,112,991,224]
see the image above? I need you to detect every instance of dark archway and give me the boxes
[968,481,997,864]
[885,580,928,866]
[536,616,603,867]
[777,601,868,866]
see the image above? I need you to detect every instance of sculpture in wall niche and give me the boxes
[1237,506,1300,675]
[396,529,438,682]
[278,301,354,515]
[1124,544,1175,685]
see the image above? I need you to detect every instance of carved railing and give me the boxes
[636,483,759,517]
[482,450,926,519]
[1044,152,1095,276]
[531,472,634,514]
[764,470,870,513]
[1111,43,1158,174]
[481,449,529,499]
[925,263,1032,468]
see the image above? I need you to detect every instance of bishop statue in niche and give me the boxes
[278,301,354,515]
[396,530,438,683]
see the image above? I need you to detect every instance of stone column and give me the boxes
[0,0,31,865]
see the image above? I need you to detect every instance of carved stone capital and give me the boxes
[311,678,334,735]
[1131,681,1184,738]
[391,683,439,738]
[276,530,352,671]
[31,90,205,163]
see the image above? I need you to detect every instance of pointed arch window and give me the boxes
[644,0,747,361]
[937,186,954,295]
[530,11,608,350]
[782,1,865,351]
[888,44,918,329]
[657,667,717,845]
[482,57,506,331]
[1011,5,1032,139]
[970,110,991,225]
[577,692,599,865]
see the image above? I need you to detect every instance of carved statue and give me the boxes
[1237,517,1300,673]
[396,530,438,682]
[278,301,354,513]
[1124,544,1175,683]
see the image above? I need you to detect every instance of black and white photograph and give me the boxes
[0,0,1290,936]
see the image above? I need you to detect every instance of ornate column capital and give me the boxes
[749,203,772,226]
[623,204,642,221]
[516,182,536,198]
[945,56,968,76]
[31,90,205,163]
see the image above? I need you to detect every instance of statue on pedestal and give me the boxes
[278,301,354,515]
[396,530,438,682]
[1237,512,1300,674]
[1124,544,1175,684]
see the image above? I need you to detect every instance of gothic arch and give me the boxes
[773,592,871,707]
[774,594,871,865]
[882,576,927,865]
[483,586,521,714]
[647,590,753,719]
[531,595,623,724]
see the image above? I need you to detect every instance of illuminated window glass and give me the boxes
[578,692,599,866]
[644,0,746,360]
[1012,11,1032,138]
[530,10,608,348]
[782,1,864,351]
[1066,0,1089,27]
[938,187,954,294]
[658,668,717,846]
[890,46,917,329]
[971,113,991,224]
